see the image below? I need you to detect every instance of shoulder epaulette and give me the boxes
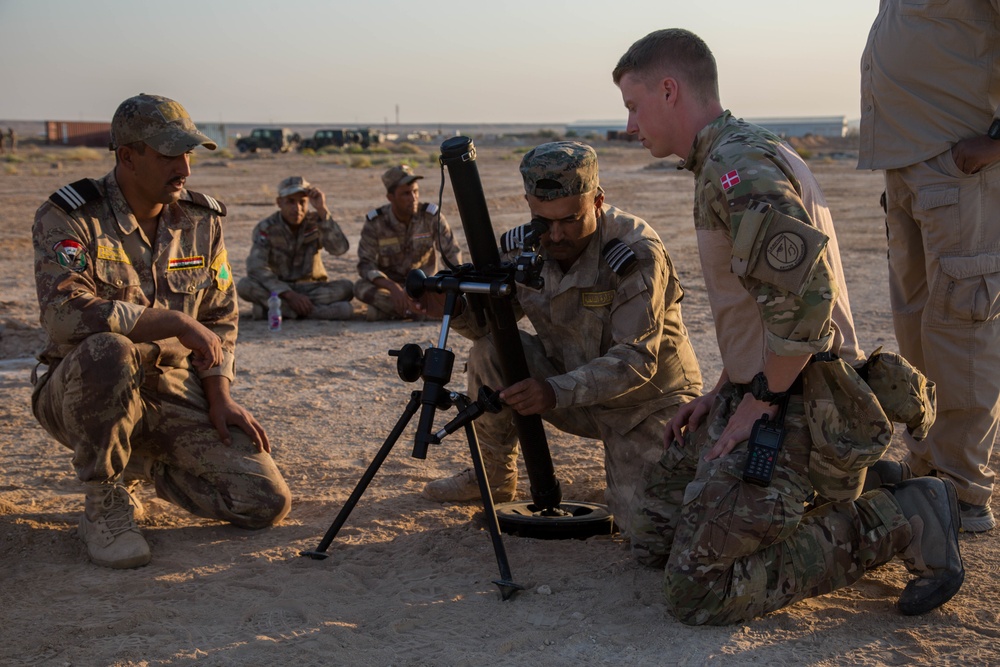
[422,202,439,215]
[500,223,531,254]
[49,179,102,214]
[603,238,638,276]
[366,206,385,221]
[186,190,227,216]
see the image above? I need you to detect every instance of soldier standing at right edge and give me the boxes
[857,0,999,532]
[613,29,964,624]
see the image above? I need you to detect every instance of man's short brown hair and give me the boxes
[613,29,719,103]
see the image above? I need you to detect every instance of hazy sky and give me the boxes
[0,0,877,125]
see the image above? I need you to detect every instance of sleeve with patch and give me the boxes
[731,200,828,296]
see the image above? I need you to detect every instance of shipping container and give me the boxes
[45,121,112,148]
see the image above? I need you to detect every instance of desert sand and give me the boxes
[1,137,997,666]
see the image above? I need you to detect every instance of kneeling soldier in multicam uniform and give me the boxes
[354,164,462,320]
[236,176,354,321]
[614,28,964,623]
[31,94,292,569]
[423,141,703,548]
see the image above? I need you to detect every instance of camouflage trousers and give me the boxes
[237,276,354,319]
[637,381,912,625]
[466,332,679,542]
[31,333,291,529]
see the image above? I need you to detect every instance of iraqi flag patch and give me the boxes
[53,239,87,272]
[720,169,741,190]
[168,256,206,271]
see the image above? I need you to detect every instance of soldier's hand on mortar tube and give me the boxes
[499,378,556,415]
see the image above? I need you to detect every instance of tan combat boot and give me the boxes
[78,481,151,569]
[422,462,517,503]
[888,477,964,615]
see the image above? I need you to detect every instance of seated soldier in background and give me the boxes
[237,176,354,321]
[355,164,462,320]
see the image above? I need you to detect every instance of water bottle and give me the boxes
[267,291,282,332]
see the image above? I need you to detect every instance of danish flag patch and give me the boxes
[720,170,741,190]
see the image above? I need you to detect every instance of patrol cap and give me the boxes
[862,347,936,439]
[109,93,217,155]
[520,141,599,201]
[803,357,892,502]
[382,164,423,192]
[278,176,311,198]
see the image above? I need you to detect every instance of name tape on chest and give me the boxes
[581,291,615,308]
[97,245,131,264]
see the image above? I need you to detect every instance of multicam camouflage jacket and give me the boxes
[32,170,238,388]
[684,111,840,377]
[356,202,461,284]
[453,204,702,426]
[245,209,349,295]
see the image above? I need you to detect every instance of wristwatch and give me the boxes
[750,372,787,405]
[989,119,1000,140]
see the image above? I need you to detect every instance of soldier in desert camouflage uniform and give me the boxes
[614,29,963,623]
[237,176,354,321]
[30,94,291,570]
[423,142,703,546]
[355,164,462,320]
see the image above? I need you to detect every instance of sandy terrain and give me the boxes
[1,138,997,666]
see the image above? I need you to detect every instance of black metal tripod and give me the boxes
[301,279,525,601]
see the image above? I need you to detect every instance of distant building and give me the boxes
[45,121,112,148]
[570,115,848,141]
[748,116,847,139]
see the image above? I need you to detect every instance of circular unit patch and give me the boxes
[766,232,806,271]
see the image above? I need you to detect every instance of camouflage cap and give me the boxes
[109,93,217,155]
[382,164,422,192]
[520,141,599,201]
[278,176,311,198]
[803,356,892,502]
[860,346,936,439]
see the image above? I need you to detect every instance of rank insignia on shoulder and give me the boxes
[49,179,101,214]
[500,223,531,254]
[186,190,227,216]
[366,208,381,221]
[423,202,439,215]
[603,239,637,276]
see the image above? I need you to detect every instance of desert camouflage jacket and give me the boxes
[454,204,702,427]
[356,202,461,283]
[245,209,349,294]
[32,170,238,390]
[685,111,838,371]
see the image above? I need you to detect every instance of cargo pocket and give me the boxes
[934,254,1000,325]
[690,457,798,561]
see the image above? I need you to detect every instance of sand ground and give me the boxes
[0,139,997,666]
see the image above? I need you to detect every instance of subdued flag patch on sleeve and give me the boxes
[210,249,232,291]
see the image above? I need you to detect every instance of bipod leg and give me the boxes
[301,390,421,559]
[460,397,523,600]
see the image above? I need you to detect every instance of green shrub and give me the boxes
[350,155,372,169]
[216,148,234,159]
[318,145,343,155]
[345,144,365,154]
[63,147,104,161]
[395,142,423,155]
[368,146,390,154]
[299,148,316,157]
